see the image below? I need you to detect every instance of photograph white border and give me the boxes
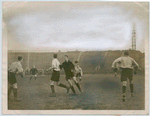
[2,1,149,115]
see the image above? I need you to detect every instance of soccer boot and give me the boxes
[131,93,134,97]
[66,87,70,93]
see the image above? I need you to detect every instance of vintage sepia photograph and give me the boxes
[2,1,149,115]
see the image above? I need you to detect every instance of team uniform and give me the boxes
[51,58,61,82]
[75,66,83,81]
[47,57,70,95]
[8,61,23,87]
[112,54,139,102]
[61,60,75,81]
[61,60,83,94]
[112,56,139,82]
[8,61,23,101]
[29,67,38,82]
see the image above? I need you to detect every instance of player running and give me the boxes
[46,54,70,96]
[29,66,38,83]
[60,55,83,94]
[111,51,140,102]
[74,61,83,81]
[8,56,24,102]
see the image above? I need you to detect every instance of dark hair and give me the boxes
[65,55,68,57]
[124,51,129,56]
[53,54,57,58]
[75,61,78,63]
[18,56,22,61]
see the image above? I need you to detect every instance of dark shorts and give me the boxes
[114,68,118,72]
[8,71,17,85]
[65,71,74,81]
[51,70,60,82]
[121,68,133,82]
[76,73,81,77]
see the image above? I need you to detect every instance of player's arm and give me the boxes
[16,63,24,77]
[132,58,140,69]
[46,67,53,71]
[131,58,141,75]
[59,62,64,70]
[80,67,83,76]
[111,57,121,69]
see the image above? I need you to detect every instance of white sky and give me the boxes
[3,2,149,52]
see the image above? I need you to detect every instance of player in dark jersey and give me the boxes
[29,66,38,83]
[60,55,83,94]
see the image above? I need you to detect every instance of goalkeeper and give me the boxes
[8,56,24,102]
[29,66,38,83]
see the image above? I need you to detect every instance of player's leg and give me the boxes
[34,75,37,80]
[121,69,127,102]
[50,80,55,94]
[8,72,13,100]
[129,80,134,96]
[128,69,134,97]
[29,75,32,82]
[122,81,127,102]
[12,83,21,101]
[76,73,82,81]
[67,79,76,94]
[56,82,70,93]
[79,76,82,81]
[73,76,82,93]
[79,73,82,81]
[8,84,13,100]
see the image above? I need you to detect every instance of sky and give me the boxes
[3,2,149,52]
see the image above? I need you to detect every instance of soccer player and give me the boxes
[111,51,140,102]
[29,66,38,83]
[74,61,83,81]
[46,54,70,96]
[8,56,24,102]
[60,55,83,94]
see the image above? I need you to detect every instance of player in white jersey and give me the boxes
[8,56,24,101]
[46,54,70,96]
[112,51,140,102]
[74,61,83,81]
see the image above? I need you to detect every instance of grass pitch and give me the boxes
[8,74,145,110]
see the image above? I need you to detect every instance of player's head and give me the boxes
[65,55,69,62]
[75,61,78,64]
[124,51,129,56]
[33,66,36,68]
[18,56,23,62]
[75,61,79,66]
[53,54,57,58]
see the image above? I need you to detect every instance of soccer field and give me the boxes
[8,74,145,110]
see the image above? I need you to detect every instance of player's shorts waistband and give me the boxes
[8,71,16,74]
[121,68,133,70]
